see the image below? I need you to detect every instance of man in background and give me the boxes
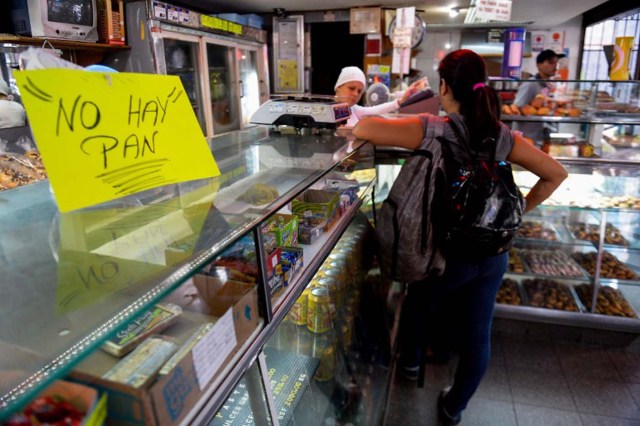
[512,49,565,144]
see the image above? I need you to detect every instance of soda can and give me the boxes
[323,268,344,308]
[307,287,332,333]
[315,344,336,382]
[289,286,312,325]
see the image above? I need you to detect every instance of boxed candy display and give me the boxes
[292,190,340,231]
[263,214,299,247]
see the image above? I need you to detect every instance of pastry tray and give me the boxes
[516,219,567,243]
[516,276,586,313]
[571,248,640,282]
[496,277,527,306]
[520,248,589,279]
[567,222,633,248]
[573,283,639,319]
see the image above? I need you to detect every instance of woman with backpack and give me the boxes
[352,49,567,425]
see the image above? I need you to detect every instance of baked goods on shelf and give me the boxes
[239,183,279,205]
[575,284,638,318]
[571,251,639,280]
[569,223,630,246]
[522,249,586,277]
[497,278,523,305]
[516,221,559,241]
[508,248,526,273]
[523,278,581,312]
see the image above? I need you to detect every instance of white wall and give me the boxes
[412,15,584,82]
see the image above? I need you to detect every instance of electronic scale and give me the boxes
[250,95,351,129]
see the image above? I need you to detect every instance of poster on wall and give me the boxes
[532,32,546,52]
[548,31,565,53]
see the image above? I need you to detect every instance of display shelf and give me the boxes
[0,127,367,420]
[0,35,130,51]
[500,114,640,125]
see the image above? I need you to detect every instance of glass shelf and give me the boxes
[0,126,365,419]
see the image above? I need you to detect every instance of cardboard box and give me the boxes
[192,275,255,316]
[72,285,259,426]
[292,190,340,224]
[263,214,299,247]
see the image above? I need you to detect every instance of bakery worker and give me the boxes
[512,49,566,143]
[0,77,27,129]
[335,66,429,127]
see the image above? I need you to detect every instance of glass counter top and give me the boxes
[0,126,363,417]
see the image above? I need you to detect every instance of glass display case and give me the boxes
[489,78,640,161]
[0,127,383,424]
[497,160,640,332]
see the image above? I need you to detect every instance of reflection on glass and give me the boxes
[163,39,205,133]
[263,214,392,425]
[211,358,273,425]
[207,44,240,134]
[238,49,261,127]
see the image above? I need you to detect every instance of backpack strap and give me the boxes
[418,114,446,149]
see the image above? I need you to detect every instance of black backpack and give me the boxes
[375,115,448,283]
[442,119,525,258]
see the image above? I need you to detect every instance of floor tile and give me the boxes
[556,344,621,381]
[503,338,563,374]
[460,397,518,426]
[608,349,640,384]
[474,355,513,402]
[508,368,576,409]
[514,403,582,426]
[581,413,640,426]
[385,382,437,425]
[568,377,640,419]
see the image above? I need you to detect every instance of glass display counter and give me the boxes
[488,78,640,161]
[0,126,382,425]
[499,160,640,332]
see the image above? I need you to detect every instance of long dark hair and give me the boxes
[438,49,501,148]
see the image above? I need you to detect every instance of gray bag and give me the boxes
[375,115,447,282]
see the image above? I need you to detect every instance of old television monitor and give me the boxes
[10,0,98,42]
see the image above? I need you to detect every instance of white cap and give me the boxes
[334,66,366,91]
[0,78,9,96]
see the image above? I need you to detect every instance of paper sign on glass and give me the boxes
[14,69,221,212]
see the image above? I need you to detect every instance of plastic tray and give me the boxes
[521,248,589,278]
[516,219,565,243]
[574,283,639,318]
[496,277,526,306]
[571,250,640,282]
[519,277,585,313]
[568,222,632,248]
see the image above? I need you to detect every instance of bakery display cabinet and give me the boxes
[0,126,386,425]
[489,79,640,161]
[498,159,640,332]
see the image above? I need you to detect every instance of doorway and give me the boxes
[309,21,364,96]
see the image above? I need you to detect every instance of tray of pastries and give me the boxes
[516,220,564,242]
[496,278,525,305]
[522,278,583,312]
[574,283,638,318]
[571,251,639,281]
[569,223,631,247]
[508,248,526,273]
[522,249,588,278]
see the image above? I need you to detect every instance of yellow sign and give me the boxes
[14,69,221,212]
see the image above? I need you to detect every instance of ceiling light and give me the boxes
[449,8,460,17]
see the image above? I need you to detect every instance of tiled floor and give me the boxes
[385,321,640,426]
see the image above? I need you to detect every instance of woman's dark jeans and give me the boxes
[398,251,508,418]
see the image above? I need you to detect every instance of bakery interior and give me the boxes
[1,0,640,425]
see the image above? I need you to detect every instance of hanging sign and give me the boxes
[14,69,220,212]
[476,0,512,22]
